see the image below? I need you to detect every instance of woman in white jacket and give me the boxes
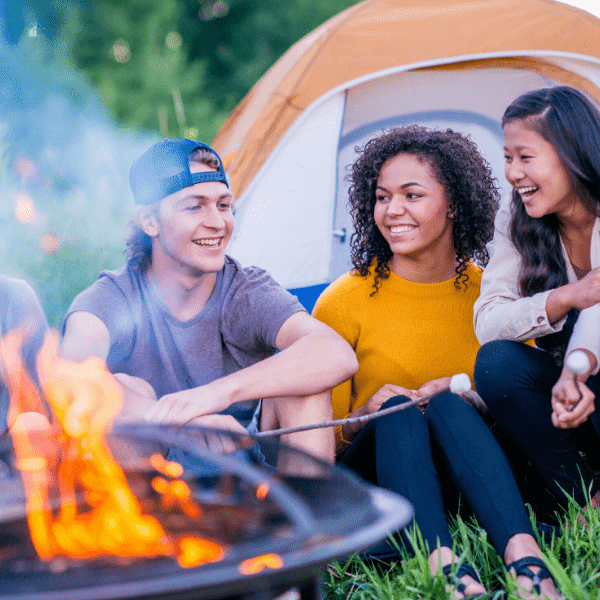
[474,86,600,512]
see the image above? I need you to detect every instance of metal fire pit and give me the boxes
[0,424,413,600]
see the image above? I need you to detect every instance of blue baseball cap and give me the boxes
[129,139,229,206]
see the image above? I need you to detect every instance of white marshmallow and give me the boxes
[565,351,590,376]
[449,373,471,395]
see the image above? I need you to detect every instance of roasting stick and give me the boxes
[565,350,591,411]
[253,373,472,438]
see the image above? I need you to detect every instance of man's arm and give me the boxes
[60,312,111,363]
[60,312,157,421]
[145,311,358,424]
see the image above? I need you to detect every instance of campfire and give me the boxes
[0,331,412,600]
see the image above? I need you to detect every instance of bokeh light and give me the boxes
[14,156,39,182]
[14,194,35,224]
[112,40,131,63]
[39,234,61,254]
[199,1,229,20]
[166,32,182,49]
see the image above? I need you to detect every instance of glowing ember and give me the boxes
[238,553,283,575]
[14,194,35,224]
[150,453,184,478]
[0,330,225,567]
[256,483,269,500]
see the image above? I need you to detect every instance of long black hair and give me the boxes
[503,86,600,363]
[503,86,600,297]
[348,125,499,293]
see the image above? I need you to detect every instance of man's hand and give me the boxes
[551,368,595,429]
[143,381,231,426]
[184,414,249,455]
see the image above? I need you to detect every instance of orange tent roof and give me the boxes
[213,0,600,199]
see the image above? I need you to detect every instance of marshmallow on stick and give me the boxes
[566,350,591,376]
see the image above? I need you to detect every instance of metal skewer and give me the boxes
[253,373,472,438]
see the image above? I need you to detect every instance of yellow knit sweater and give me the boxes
[312,263,483,448]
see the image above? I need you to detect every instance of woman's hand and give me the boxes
[416,377,452,408]
[364,384,418,414]
[571,267,600,310]
[342,384,417,442]
[551,367,595,429]
[548,267,600,323]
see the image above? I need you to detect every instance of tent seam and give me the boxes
[238,0,378,192]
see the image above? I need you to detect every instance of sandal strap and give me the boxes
[442,562,482,589]
[506,556,553,594]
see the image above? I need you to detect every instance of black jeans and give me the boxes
[475,340,600,508]
[340,393,533,559]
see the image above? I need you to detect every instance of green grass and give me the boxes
[323,497,600,599]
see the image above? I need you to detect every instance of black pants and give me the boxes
[340,393,533,559]
[475,340,600,508]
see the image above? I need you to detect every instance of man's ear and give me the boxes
[135,205,159,237]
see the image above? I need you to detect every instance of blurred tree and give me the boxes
[68,0,359,141]
[70,0,231,141]
[180,0,359,110]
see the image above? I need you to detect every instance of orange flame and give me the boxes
[238,553,283,575]
[1,331,225,567]
[150,453,184,478]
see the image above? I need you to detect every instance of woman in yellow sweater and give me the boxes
[313,126,560,600]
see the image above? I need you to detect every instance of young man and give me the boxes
[60,139,357,463]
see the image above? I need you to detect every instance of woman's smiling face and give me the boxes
[503,119,578,219]
[373,153,454,266]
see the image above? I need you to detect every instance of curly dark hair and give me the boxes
[348,124,500,293]
[124,146,221,271]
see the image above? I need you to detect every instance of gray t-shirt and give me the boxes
[0,275,49,433]
[64,257,304,426]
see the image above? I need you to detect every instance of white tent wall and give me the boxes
[226,53,600,310]
[227,92,345,290]
[329,65,566,279]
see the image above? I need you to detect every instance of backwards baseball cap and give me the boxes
[129,138,229,206]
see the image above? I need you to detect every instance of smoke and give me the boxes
[0,4,156,327]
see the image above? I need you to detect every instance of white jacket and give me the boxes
[473,196,600,374]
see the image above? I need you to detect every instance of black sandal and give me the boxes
[506,556,555,595]
[442,563,489,599]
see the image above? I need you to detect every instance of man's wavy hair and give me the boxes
[348,124,499,293]
[124,147,221,271]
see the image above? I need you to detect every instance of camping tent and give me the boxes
[213,0,600,310]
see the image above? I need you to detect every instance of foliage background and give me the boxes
[0,0,358,326]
